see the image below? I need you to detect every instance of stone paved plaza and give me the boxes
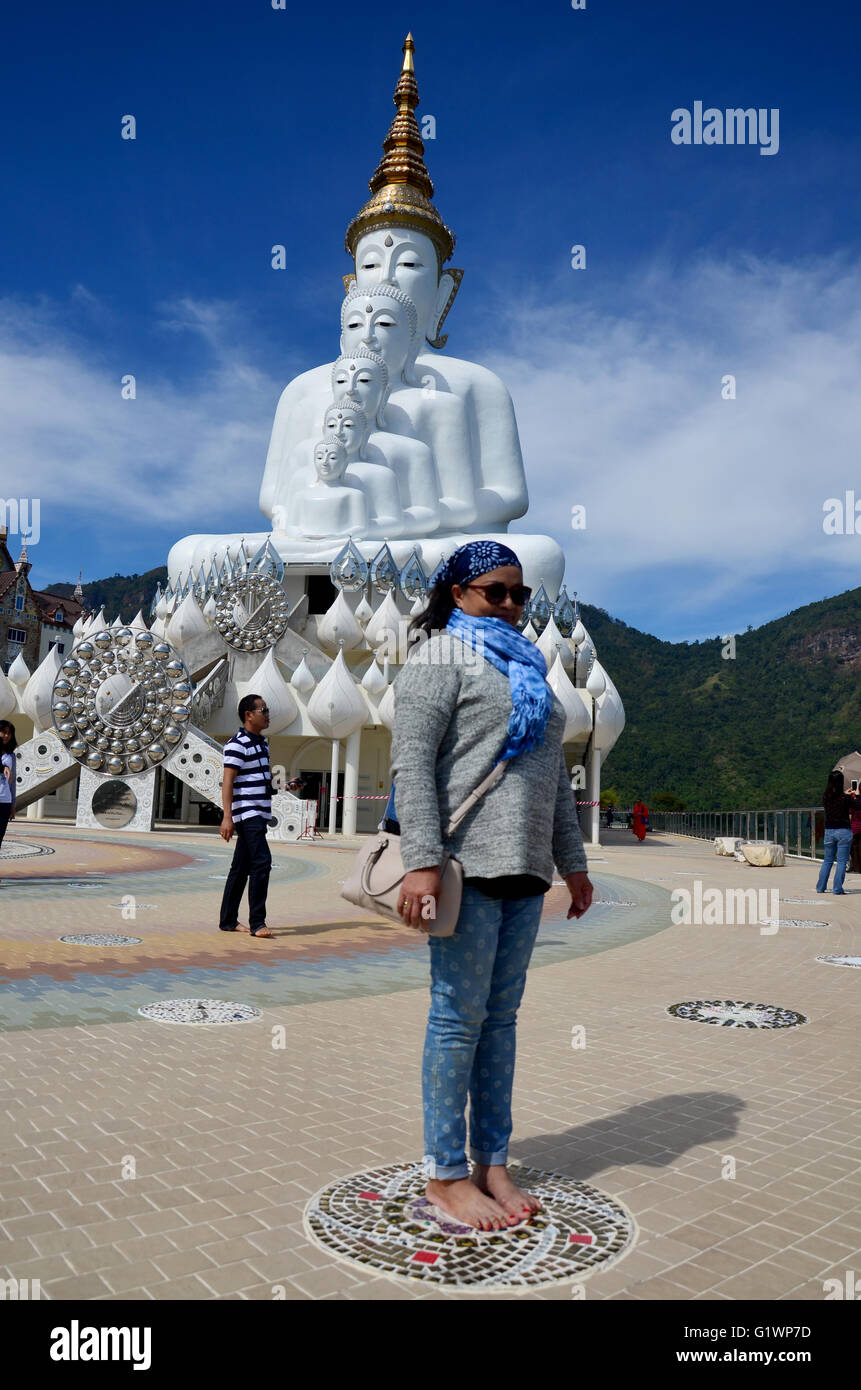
[1,822,859,1301]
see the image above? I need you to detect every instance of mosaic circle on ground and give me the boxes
[816,955,861,969]
[668,999,808,1029]
[0,841,56,860]
[138,999,262,1025]
[59,933,143,946]
[303,1161,635,1291]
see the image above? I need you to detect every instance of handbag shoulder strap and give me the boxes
[445,761,507,836]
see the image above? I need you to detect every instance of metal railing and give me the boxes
[647,808,828,861]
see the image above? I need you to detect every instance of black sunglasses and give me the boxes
[464,581,532,606]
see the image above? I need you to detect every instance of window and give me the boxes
[48,640,65,654]
[15,595,24,611]
[54,609,64,622]
[8,627,26,644]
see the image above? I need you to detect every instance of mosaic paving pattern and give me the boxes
[760,919,830,929]
[304,1162,635,1291]
[138,999,262,1025]
[816,955,861,969]
[668,999,808,1029]
[58,933,143,946]
[0,840,55,860]
[783,898,825,904]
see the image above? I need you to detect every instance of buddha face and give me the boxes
[331,357,386,423]
[340,293,414,377]
[323,406,366,460]
[355,228,458,349]
[313,439,347,483]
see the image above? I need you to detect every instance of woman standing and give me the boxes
[390,542,593,1232]
[632,799,648,842]
[0,720,18,882]
[816,769,859,895]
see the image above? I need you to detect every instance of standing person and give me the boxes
[816,769,859,895]
[390,541,593,1232]
[0,720,17,884]
[632,799,648,842]
[604,805,614,831]
[218,695,275,937]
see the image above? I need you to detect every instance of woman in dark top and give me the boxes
[816,769,859,895]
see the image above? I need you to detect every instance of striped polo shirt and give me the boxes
[223,728,272,823]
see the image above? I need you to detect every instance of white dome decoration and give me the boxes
[129,609,149,632]
[150,615,167,639]
[202,594,218,624]
[576,629,596,680]
[586,659,607,699]
[594,686,625,754]
[308,648,368,739]
[361,657,387,696]
[72,615,85,638]
[537,614,576,672]
[167,592,209,649]
[546,651,593,741]
[0,667,18,719]
[86,607,108,635]
[242,649,298,735]
[155,591,171,619]
[22,645,63,732]
[353,595,374,627]
[376,680,396,730]
[8,652,30,688]
[315,591,364,651]
[410,595,426,617]
[364,590,404,650]
[571,619,586,646]
[290,655,316,693]
[521,620,538,642]
[111,616,123,629]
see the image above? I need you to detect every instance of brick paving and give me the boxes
[1,822,859,1300]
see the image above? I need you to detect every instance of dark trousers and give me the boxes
[219,815,272,931]
[0,804,11,852]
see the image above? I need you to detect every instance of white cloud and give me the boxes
[485,254,861,634]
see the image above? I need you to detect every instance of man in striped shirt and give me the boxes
[218,694,275,938]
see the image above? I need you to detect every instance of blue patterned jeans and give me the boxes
[422,884,545,1180]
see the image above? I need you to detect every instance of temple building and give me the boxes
[8,36,624,843]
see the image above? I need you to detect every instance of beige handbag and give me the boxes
[340,763,506,936]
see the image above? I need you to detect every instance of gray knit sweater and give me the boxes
[389,633,588,884]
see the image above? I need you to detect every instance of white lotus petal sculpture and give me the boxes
[290,655,316,693]
[308,648,368,739]
[22,646,63,733]
[167,592,209,650]
[315,591,364,652]
[353,595,374,627]
[364,591,404,650]
[129,609,149,632]
[586,659,607,699]
[8,653,30,688]
[546,651,593,742]
[0,667,18,719]
[243,649,298,735]
[537,615,576,673]
[594,687,625,754]
[361,657,388,696]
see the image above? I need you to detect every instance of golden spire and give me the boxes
[345,34,455,268]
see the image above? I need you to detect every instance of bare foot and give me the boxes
[238,925,274,938]
[425,1177,511,1231]
[470,1163,542,1220]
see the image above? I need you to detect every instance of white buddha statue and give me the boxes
[331,349,441,532]
[274,438,368,539]
[258,34,529,536]
[167,33,564,596]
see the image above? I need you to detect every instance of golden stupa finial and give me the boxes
[344,33,455,268]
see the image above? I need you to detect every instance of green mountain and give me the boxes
[47,565,859,811]
[584,587,861,810]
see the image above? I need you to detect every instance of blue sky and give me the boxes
[2,0,860,640]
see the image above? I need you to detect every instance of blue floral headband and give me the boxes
[430,540,522,591]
